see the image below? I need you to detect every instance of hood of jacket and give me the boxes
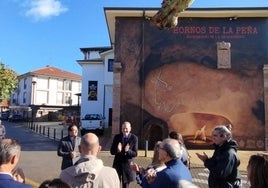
[61,156,104,186]
[214,139,239,152]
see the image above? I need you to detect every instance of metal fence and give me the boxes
[25,122,68,141]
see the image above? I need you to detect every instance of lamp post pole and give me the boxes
[31,81,36,126]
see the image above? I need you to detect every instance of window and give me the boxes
[57,80,63,90]
[84,114,101,120]
[64,80,71,91]
[56,92,63,104]
[24,78,27,89]
[37,91,48,104]
[23,92,27,103]
[108,59,114,72]
[37,78,48,90]
[12,94,16,104]
[64,93,72,105]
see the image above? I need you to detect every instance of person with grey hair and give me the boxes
[196,125,241,188]
[60,133,120,188]
[142,138,192,188]
[169,131,190,168]
[110,121,138,188]
[0,138,32,188]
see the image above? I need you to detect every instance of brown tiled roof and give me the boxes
[30,66,81,80]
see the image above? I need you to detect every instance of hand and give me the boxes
[12,167,25,183]
[196,152,208,162]
[117,142,122,152]
[124,143,130,152]
[130,162,139,172]
[130,162,144,173]
[70,151,76,158]
[146,168,157,184]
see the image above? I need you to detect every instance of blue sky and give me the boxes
[0,0,267,75]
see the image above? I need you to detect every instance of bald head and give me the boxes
[79,133,101,156]
[161,138,181,159]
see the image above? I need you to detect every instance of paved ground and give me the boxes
[4,121,261,188]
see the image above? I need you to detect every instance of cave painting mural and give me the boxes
[115,17,267,150]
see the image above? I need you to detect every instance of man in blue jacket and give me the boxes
[142,138,192,188]
[0,138,32,188]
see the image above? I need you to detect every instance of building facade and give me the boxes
[9,66,81,122]
[77,47,114,128]
[105,7,268,150]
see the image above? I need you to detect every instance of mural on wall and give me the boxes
[88,81,98,101]
[115,17,267,150]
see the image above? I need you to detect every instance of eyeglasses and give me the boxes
[157,146,165,151]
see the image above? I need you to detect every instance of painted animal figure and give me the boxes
[194,125,206,143]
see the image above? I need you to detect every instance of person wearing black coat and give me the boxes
[110,121,138,188]
[57,125,81,170]
[196,125,241,188]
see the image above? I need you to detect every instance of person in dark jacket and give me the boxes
[57,124,81,170]
[110,121,138,188]
[196,125,241,188]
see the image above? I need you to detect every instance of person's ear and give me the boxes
[221,134,227,140]
[10,155,18,165]
[78,145,82,153]
[98,145,102,152]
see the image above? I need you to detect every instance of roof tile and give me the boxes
[30,66,81,80]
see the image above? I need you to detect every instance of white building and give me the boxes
[9,66,81,121]
[77,47,114,128]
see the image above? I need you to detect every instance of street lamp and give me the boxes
[31,81,37,125]
[32,81,37,104]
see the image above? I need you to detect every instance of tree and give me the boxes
[152,0,194,29]
[0,62,18,103]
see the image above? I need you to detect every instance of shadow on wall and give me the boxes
[143,118,169,150]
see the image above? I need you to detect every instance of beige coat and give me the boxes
[60,156,120,188]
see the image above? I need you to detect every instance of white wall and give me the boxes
[81,63,104,118]
[80,50,114,128]
[48,78,58,105]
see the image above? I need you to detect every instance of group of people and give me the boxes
[1,121,268,188]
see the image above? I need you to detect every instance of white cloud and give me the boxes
[25,0,68,21]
